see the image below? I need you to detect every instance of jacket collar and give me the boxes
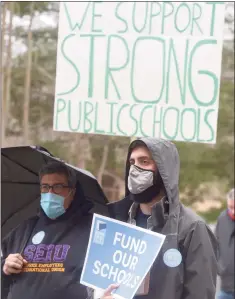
[128,196,169,230]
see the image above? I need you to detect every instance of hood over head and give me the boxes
[125,138,180,211]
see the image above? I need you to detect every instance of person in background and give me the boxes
[102,138,218,299]
[216,188,234,299]
[1,162,94,299]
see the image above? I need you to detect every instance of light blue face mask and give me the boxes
[40,193,66,219]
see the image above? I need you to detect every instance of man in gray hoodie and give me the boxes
[107,138,218,299]
[216,188,234,299]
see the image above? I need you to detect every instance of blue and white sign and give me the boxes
[80,214,166,299]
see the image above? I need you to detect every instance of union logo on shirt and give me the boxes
[23,244,70,273]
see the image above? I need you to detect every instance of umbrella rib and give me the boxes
[1,197,39,228]
[2,153,39,176]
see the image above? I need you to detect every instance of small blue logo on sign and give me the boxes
[163,248,182,268]
[93,220,107,245]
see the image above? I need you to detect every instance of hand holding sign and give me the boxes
[80,214,166,299]
[101,284,119,299]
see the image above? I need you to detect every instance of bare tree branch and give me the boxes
[1,3,7,145]
[97,141,110,186]
[23,2,34,144]
[2,3,13,146]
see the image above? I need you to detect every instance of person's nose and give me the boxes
[133,162,141,168]
[48,186,55,194]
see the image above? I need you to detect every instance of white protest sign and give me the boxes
[80,214,166,299]
[54,2,225,143]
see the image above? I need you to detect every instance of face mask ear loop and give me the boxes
[63,186,76,200]
[62,188,76,211]
[64,190,72,200]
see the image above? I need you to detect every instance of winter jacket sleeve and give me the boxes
[215,218,219,239]
[1,217,38,299]
[182,221,218,299]
[215,217,221,275]
[215,217,220,255]
[1,233,14,299]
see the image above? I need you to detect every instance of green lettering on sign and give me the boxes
[188,39,218,107]
[180,108,197,141]
[57,34,80,96]
[64,2,91,31]
[131,37,165,104]
[91,2,103,33]
[83,102,94,133]
[117,104,129,136]
[105,35,129,100]
[162,107,179,140]
[55,98,66,130]
[68,101,82,132]
[115,2,128,33]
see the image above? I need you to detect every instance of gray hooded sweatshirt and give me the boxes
[109,138,218,299]
[215,210,234,293]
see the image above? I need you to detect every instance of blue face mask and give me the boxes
[40,193,66,219]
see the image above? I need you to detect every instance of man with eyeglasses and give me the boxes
[1,161,94,299]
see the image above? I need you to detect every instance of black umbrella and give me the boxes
[1,145,109,238]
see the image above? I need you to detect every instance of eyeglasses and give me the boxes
[40,184,70,195]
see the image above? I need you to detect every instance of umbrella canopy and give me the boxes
[1,146,109,238]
